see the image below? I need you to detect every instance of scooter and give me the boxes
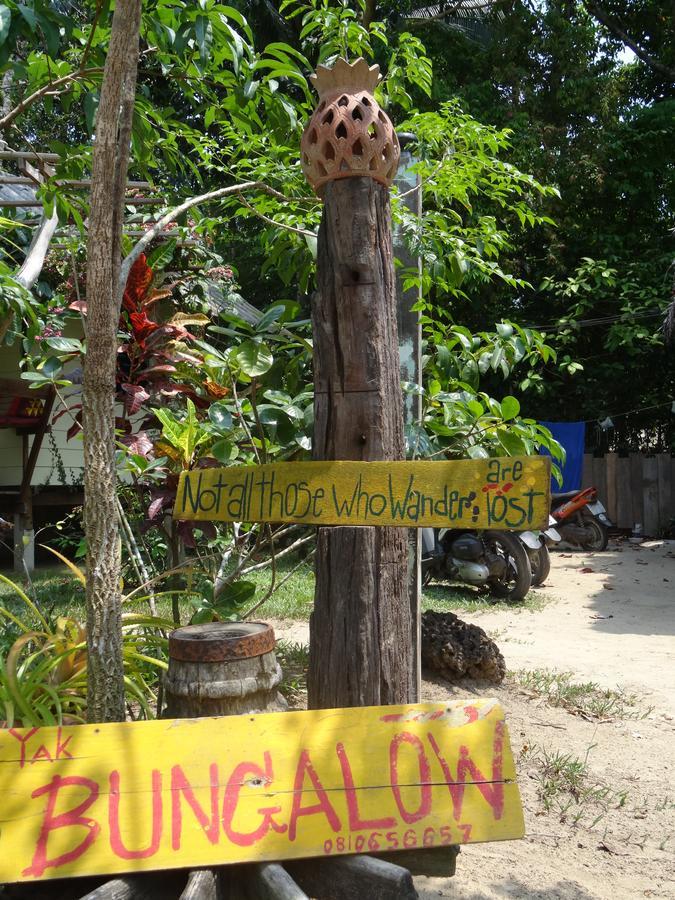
[551,486,612,551]
[519,515,561,586]
[421,527,532,603]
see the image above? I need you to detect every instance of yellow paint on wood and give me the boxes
[173,457,550,530]
[0,699,524,883]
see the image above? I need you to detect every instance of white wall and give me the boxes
[0,338,84,488]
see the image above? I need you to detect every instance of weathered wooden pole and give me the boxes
[301,59,414,708]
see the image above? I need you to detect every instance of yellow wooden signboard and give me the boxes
[0,699,524,883]
[174,457,550,530]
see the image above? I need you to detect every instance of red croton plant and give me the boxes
[66,253,220,547]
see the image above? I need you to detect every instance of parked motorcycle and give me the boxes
[519,515,561,586]
[421,528,532,603]
[551,486,612,551]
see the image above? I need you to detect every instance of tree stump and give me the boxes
[164,622,286,718]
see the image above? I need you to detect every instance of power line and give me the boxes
[582,399,674,423]
[526,309,664,331]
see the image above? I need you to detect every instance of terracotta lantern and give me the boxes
[301,57,400,197]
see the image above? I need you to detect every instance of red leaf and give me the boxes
[121,383,150,416]
[122,254,154,313]
[120,431,154,457]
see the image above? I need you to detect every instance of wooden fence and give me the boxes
[581,453,675,535]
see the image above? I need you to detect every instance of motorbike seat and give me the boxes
[551,490,583,501]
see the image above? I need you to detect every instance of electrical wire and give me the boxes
[526,309,664,331]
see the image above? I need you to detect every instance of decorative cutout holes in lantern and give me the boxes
[361,96,371,106]
[378,110,387,123]
[337,95,349,106]
[309,128,318,144]
[303,153,310,164]
[351,106,363,121]
[335,121,348,139]
[324,141,336,161]
[368,123,378,140]
[369,156,378,171]
[340,160,350,171]
[352,138,364,156]
[383,143,392,161]
[317,161,328,177]
[322,110,334,125]
[317,100,326,112]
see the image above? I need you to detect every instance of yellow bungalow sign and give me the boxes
[174,457,550,530]
[0,700,523,883]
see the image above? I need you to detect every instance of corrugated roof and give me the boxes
[0,167,37,206]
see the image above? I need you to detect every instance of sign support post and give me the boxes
[301,59,415,708]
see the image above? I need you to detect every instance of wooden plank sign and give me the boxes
[0,699,524,883]
[174,457,550,530]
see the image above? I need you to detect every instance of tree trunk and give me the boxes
[83,0,141,723]
[308,177,414,709]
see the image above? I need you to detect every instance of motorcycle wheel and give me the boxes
[530,544,551,587]
[583,518,608,551]
[484,531,532,603]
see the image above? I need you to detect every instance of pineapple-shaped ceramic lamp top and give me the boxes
[301,58,400,197]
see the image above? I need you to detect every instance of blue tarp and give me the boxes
[540,421,586,492]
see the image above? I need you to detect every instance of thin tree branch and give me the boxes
[0,68,103,134]
[582,1,675,82]
[119,181,316,293]
[236,192,317,238]
[14,209,58,289]
[243,550,315,620]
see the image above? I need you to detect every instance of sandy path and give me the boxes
[462,539,675,716]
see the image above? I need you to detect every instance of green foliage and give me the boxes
[0,565,172,726]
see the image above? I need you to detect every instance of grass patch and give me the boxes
[1,556,552,630]
[512,668,652,720]
[276,640,309,704]
[520,742,628,826]
[244,557,315,620]
[422,583,552,614]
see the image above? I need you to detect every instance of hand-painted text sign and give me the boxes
[0,699,524,883]
[174,457,550,530]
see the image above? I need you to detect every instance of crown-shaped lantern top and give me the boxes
[310,57,382,98]
[301,58,400,197]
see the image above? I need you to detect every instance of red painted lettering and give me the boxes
[109,769,163,859]
[55,728,74,761]
[222,752,287,847]
[389,732,432,824]
[8,727,38,768]
[288,749,341,842]
[427,719,505,821]
[335,742,396,830]
[22,775,100,878]
[171,763,219,851]
[31,745,54,764]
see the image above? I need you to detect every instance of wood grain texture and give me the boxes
[311,177,409,710]
[0,699,523,884]
[615,456,632,528]
[179,869,220,900]
[642,456,659,536]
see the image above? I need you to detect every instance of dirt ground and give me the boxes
[272,539,675,900]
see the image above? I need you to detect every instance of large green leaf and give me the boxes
[0,5,11,45]
[236,340,273,377]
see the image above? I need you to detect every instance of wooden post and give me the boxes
[301,59,414,708]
